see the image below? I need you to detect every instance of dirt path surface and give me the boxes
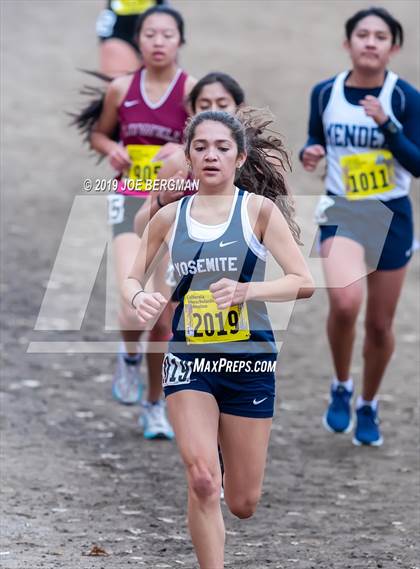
[1,1,419,568]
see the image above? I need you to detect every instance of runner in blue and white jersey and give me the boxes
[301,6,420,446]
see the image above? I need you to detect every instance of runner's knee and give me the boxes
[226,491,260,519]
[365,318,393,346]
[188,459,221,502]
[330,296,360,325]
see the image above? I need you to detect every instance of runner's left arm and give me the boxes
[249,197,314,302]
[210,196,314,310]
[381,80,420,177]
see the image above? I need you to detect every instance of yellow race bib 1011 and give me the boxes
[111,0,155,16]
[126,144,162,191]
[340,150,395,200]
[184,290,250,345]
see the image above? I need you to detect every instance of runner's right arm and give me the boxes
[90,77,131,171]
[300,79,333,171]
[123,203,178,321]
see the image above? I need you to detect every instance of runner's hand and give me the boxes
[133,292,167,326]
[158,171,186,206]
[209,279,248,310]
[359,95,388,125]
[108,144,131,171]
[153,142,182,162]
[302,144,325,171]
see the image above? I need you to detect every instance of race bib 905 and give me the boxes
[126,144,162,191]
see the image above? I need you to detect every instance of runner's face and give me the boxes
[194,83,238,114]
[188,121,246,187]
[346,15,397,72]
[139,14,181,67]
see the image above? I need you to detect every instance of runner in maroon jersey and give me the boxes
[90,5,196,439]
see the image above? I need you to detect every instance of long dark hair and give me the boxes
[184,109,301,244]
[69,70,117,144]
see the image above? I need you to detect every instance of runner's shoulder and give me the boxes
[152,200,180,227]
[393,78,420,111]
[311,76,336,96]
[395,77,419,97]
[246,192,281,226]
[310,76,336,112]
[184,74,198,104]
[106,73,136,103]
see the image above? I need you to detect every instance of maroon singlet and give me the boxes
[116,67,190,197]
[119,67,188,146]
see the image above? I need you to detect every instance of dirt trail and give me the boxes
[1,1,419,568]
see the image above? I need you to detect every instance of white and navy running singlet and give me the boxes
[323,70,411,201]
[303,70,419,270]
[162,188,277,418]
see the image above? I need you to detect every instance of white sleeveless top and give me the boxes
[323,70,411,201]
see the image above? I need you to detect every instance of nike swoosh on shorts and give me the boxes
[253,397,268,405]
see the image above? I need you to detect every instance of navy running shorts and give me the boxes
[107,194,146,237]
[162,352,276,419]
[316,193,414,271]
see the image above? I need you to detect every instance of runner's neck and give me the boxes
[345,68,386,89]
[192,186,237,222]
[195,183,236,200]
[144,64,179,86]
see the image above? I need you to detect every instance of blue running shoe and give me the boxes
[139,400,175,440]
[353,405,383,446]
[323,384,353,433]
[112,348,143,405]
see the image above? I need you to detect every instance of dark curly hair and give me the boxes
[184,109,301,244]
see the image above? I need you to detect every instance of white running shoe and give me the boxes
[139,400,175,440]
[111,347,143,405]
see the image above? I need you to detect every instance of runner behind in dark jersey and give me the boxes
[80,5,196,438]
[96,0,167,77]
[300,6,419,446]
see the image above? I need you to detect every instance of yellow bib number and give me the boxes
[340,150,395,200]
[184,290,250,345]
[111,0,155,16]
[126,144,162,191]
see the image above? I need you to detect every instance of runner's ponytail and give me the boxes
[236,107,301,244]
[69,70,118,145]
